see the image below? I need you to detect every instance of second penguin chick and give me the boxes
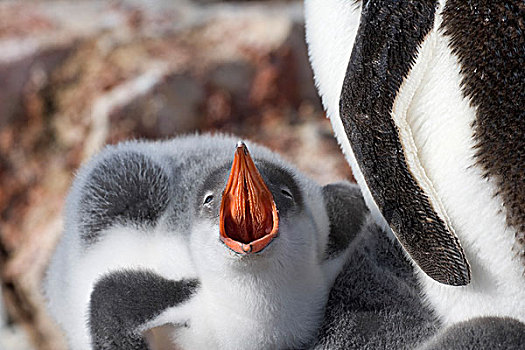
[44,134,368,350]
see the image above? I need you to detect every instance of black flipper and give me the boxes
[89,270,199,350]
[339,0,470,285]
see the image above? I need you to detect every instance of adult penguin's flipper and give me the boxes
[89,270,199,350]
[337,0,470,286]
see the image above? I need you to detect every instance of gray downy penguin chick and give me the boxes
[312,218,525,349]
[417,316,525,350]
[44,134,368,350]
[312,220,440,350]
[305,0,525,326]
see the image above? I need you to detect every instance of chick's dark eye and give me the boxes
[281,188,293,199]
[204,195,214,205]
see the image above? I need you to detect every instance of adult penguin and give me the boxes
[305,0,524,325]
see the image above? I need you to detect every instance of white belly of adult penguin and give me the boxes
[305,0,524,324]
[44,134,368,350]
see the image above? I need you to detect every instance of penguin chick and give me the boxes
[44,134,368,350]
[417,317,525,350]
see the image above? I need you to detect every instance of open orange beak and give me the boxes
[219,142,279,254]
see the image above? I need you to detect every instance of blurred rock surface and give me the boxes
[0,1,353,349]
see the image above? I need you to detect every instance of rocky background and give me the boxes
[0,0,353,349]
